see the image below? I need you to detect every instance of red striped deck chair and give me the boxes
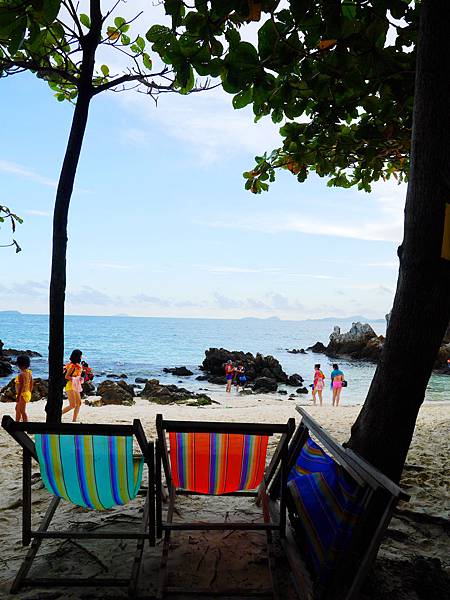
[1,415,155,599]
[155,414,295,599]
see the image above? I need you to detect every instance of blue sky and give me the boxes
[0,3,405,320]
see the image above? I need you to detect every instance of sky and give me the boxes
[0,2,407,321]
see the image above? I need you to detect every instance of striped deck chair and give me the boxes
[155,414,295,599]
[265,407,409,600]
[1,416,155,598]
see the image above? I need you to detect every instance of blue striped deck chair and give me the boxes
[1,415,155,598]
[265,408,409,600]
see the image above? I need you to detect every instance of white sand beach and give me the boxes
[0,391,449,599]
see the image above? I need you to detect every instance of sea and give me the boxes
[0,312,448,405]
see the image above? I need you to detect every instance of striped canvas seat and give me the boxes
[35,434,144,510]
[168,432,268,494]
[287,436,363,583]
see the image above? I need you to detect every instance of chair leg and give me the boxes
[128,488,150,599]
[11,496,60,593]
[157,491,175,600]
[261,490,280,600]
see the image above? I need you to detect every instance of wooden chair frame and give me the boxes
[2,415,155,598]
[268,407,409,600]
[155,414,295,599]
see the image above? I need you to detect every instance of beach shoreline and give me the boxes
[0,393,448,599]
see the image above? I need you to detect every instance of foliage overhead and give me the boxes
[146,0,418,193]
[0,205,22,252]
[0,0,211,103]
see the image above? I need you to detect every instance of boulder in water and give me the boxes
[163,366,193,376]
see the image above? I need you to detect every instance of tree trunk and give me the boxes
[347,0,450,483]
[45,1,102,422]
[45,89,92,422]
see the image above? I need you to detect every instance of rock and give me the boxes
[163,366,193,377]
[307,342,327,353]
[106,373,120,379]
[84,397,103,407]
[287,373,304,386]
[0,360,13,378]
[119,373,128,379]
[140,379,212,405]
[195,375,208,381]
[135,377,148,384]
[434,342,450,370]
[97,380,135,406]
[2,348,42,358]
[326,322,383,361]
[286,348,306,354]
[296,386,309,394]
[117,380,135,397]
[278,390,288,395]
[239,389,253,395]
[252,377,278,393]
[0,377,48,402]
[201,348,289,386]
[81,381,96,397]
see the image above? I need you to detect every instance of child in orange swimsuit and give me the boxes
[62,349,83,422]
[15,355,33,422]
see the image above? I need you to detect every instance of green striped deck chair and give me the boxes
[1,415,155,598]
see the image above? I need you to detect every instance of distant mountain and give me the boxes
[305,315,385,323]
[0,310,22,315]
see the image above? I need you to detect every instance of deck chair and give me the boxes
[1,415,155,598]
[155,414,295,599]
[266,407,410,600]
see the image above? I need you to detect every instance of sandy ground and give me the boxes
[0,391,449,599]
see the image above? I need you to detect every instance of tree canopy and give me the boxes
[145,0,418,193]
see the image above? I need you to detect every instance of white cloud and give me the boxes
[25,209,52,217]
[0,160,57,187]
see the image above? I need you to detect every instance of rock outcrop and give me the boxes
[327,323,384,360]
[201,348,301,389]
[140,379,212,405]
[286,348,306,354]
[0,360,13,378]
[0,378,48,402]
[163,366,194,376]
[252,377,277,393]
[307,319,450,371]
[307,342,327,353]
[97,380,135,406]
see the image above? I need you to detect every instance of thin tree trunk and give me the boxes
[348,0,450,482]
[45,1,102,422]
[45,89,92,422]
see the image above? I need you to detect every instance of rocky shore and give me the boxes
[199,348,307,393]
[308,320,450,371]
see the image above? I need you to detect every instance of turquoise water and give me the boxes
[0,313,448,404]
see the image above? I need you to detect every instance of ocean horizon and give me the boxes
[0,312,447,405]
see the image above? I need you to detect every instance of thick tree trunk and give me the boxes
[45,1,102,423]
[45,90,92,422]
[348,0,450,483]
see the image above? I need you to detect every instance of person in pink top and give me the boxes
[312,364,325,406]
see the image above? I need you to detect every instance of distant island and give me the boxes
[0,310,22,316]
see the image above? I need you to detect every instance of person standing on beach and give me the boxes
[225,360,234,393]
[15,355,33,422]
[62,349,83,422]
[330,363,344,407]
[312,364,325,406]
[235,362,247,392]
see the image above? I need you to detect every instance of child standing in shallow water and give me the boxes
[15,355,33,422]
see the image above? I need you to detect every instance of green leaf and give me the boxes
[342,1,356,20]
[136,36,145,50]
[80,13,90,29]
[121,34,130,45]
[114,16,127,29]
[142,53,153,70]
[232,87,253,109]
[100,64,109,77]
